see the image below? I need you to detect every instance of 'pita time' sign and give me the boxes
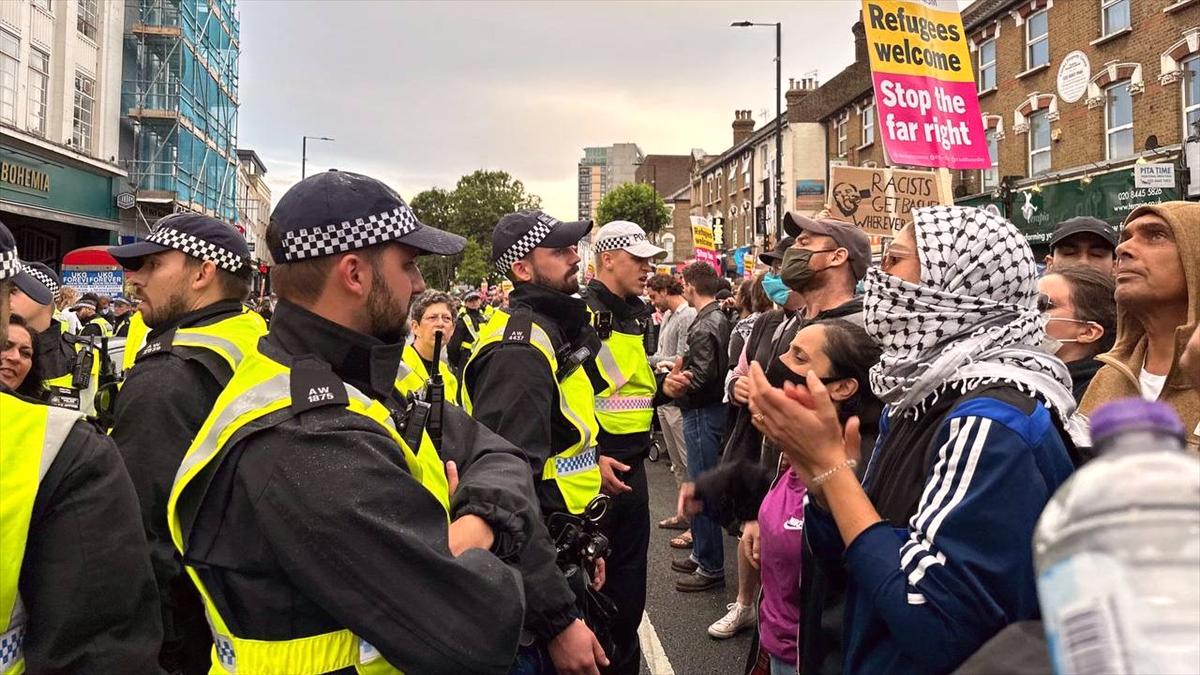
[863,0,989,169]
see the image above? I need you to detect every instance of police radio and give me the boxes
[71,337,96,390]
[425,330,446,452]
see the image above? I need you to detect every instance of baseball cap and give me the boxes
[109,212,251,272]
[0,221,17,281]
[72,293,98,311]
[1048,216,1117,251]
[758,236,796,267]
[464,289,482,301]
[491,210,592,273]
[782,212,872,281]
[113,295,132,307]
[593,220,667,260]
[13,261,58,306]
[269,170,465,262]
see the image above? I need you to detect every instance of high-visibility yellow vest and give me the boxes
[591,328,657,435]
[43,322,100,416]
[120,311,149,375]
[124,307,267,383]
[396,344,459,405]
[166,348,448,674]
[84,316,113,337]
[461,308,601,515]
[456,305,494,353]
[0,394,84,675]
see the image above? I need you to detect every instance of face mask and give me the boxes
[765,356,840,390]
[780,247,837,292]
[761,273,792,305]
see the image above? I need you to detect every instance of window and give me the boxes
[1101,0,1130,36]
[27,49,49,136]
[73,72,95,152]
[835,116,848,156]
[0,30,17,124]
[77,0,97,39]
[1026,10,1049,69]
[861,103,875,146]
[1105,81,1133,159]
[1184,56,1200,140]
[977,38,997,91]
[1029,110,1051,176]
[982,128,999,190]
[32,0,50,11]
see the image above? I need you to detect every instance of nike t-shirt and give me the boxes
[757,469,808,664]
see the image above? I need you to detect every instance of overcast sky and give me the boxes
[237,1,873,218]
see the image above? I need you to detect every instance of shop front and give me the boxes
[0,142,123,268]
[958,165,1181,254]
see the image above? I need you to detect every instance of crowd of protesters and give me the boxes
[3,186,1198,675]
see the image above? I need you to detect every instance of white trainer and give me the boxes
[707,601,756,639]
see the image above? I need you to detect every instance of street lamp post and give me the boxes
[732,20,783,242]
[301,135,335,180]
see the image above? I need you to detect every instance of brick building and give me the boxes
[635,154,693,198]
[953,0,1200,247]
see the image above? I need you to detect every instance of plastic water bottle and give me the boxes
[1034,399,1200,674]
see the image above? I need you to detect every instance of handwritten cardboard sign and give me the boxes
[829,165,949,237]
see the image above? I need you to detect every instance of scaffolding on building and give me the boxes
[122,0,240,233]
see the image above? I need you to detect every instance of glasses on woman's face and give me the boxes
[1036,293,1056,314]
[880,243,916,273]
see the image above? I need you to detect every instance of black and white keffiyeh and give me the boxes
[864,206,1077,424]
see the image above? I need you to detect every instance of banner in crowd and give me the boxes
[862,0,989,169]
[829,165,949,237]
[61,268,124,296]
[690,216,721,273]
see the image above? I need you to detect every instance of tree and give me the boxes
[595,183,670,234]
[410,188,457,291]
[455,239,492,286]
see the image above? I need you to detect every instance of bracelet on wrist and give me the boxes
[810,458,857,488]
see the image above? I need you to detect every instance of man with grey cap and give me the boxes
[106,211,264,673]
[579,220,667,674]
[0,220,163,673]
[461,209,611,675]
[165,170,544,674]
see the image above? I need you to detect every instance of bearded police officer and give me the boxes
[0,221,163,674]
[462,210,610,675]
[579,221,666,674]
[107,212,266,674]
[166,170,538,674]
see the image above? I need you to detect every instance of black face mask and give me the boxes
[764,356,840,390]
[780,247,838,292]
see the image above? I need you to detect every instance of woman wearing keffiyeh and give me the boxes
[746,206,1078,674]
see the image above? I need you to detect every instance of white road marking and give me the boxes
[638,609,676,675]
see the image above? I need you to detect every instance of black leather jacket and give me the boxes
[675,300,730,409]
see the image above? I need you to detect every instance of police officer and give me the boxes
[462,210,610,675]
[167,170,537,673]
[112,295,134,336]
[580,220,666,674]
[74,292,114,336]
[0,221,163,673]
[10,262,106,414]
[107,212,267,674]
[447,288,493,370]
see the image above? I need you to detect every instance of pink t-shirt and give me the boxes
[757,469,807,664]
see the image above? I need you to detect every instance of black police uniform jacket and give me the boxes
[175,300,550,674]
[7,391,163,673]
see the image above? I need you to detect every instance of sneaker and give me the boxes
[675,571,725,593]
[707,602,756,639]
[670,557,699,574]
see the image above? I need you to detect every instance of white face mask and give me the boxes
[1042,317,1094,353]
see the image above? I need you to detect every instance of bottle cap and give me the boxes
[1090,398,1185,445]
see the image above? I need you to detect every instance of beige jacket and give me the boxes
[1079,201,1200,450]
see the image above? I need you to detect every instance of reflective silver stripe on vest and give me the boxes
[396,362,414,382]
[555,447,597,476]
[594,343,629,392]
[593,396,654,412]
[3,406,79,673]
[173,331,245,365]
[174,374,292,486]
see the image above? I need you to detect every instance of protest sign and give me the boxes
[61,268,125,296]
[690,216,722,273]
[862,0,989,169]
[829,165,949,237]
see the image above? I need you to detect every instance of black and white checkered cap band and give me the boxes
[148,227,248,272]
[594,233,648,253]
[494,213,559,273]
[0,249,17,281]
[281,205,421,262]
[21,263,60,297]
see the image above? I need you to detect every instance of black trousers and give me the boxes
[598,457,650,675]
